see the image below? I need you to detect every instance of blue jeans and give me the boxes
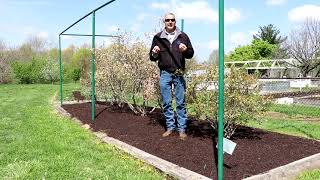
[160,70,187,132]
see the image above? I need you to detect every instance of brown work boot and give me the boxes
[162,130,173,137]
[179,132,187,140]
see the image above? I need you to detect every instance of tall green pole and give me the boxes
[91,11,96,121]
[181,19,184,32]
[218,0,225,180]
[59,35,63,105]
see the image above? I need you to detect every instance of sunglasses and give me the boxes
[165,19,176,22]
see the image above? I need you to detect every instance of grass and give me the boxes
[296,169,320,180]
[247,117,320,140]
[0,84,166,179]
[246,103,320,140]
[268,104,320,118]
[60,82,81,101]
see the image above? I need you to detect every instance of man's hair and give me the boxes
[163,12,176,22]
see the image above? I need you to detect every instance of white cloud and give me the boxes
[195,40,218,51]
[11,0,54,6]
[249,30,258,37]
[265,0,287,6]
[22,26,49,39]
[175,1,217,22]
[107,25,120,32]
[37,31,49,39]
[209,40,219,50]
[150,2,170,10]
[61,36,72,40]
[137,13,148,21]
[225,8,242,24]
[230,32,249,46]
[227,31,253,52]
[288,5,320,22]
[193,40,218,61]
[129,13,150,32]
[150,1,242,24]
[105,13,148,33]
[130,23,140,32]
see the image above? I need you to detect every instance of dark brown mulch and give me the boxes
[62,102,320,180]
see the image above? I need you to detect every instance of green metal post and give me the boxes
[181,19,184,32]
[218,0,225,180]
[91,11,96,121]
[59,35,63,105]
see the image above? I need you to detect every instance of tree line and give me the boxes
[0,36,92,84]
[1,18,319,85]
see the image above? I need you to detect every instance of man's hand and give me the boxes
[152,46,160,54]
[179,43,187,52]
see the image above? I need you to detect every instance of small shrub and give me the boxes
[11,60,34,84]
[83,32,160,116]
[40,58,59,83]
[187,66,269,138]
[70,68,81,83]
[11,57,59,84]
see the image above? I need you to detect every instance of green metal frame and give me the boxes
[218,0,225,179]
[181,19,184,32]
[58,0,117,122]
[58,0,225,179]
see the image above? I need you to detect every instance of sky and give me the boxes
[0,0,320,62]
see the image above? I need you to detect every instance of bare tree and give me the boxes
[0,40,12,83]
[285,19,320,77]
[14,35,48,61]
[26,35,47,53]
[207,49,219,65]
[0,40,5,51]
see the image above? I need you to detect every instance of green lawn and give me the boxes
[246,103,320,140]
[247,118,320,140]
[0,84,166,179]
[296,169,320,180]
[269,104,320,118]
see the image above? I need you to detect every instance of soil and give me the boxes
[62,102,320,180]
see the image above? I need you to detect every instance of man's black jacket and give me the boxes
[149,29,194,72]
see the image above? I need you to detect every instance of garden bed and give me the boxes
[62,102,320,180]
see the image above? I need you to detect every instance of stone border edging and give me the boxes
[54,102,211,180]
[243,153,320,180]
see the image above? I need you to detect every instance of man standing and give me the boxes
[149,13,194,140]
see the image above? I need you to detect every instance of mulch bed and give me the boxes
[62,102,320,180]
